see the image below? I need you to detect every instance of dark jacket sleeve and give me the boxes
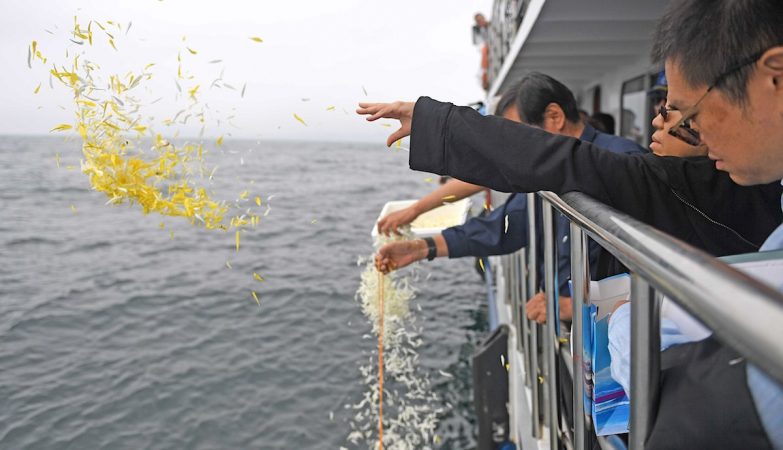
[408,96,782,256]
[442,194,528,258]
[409,96,663,221]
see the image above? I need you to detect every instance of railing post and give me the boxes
[629,275,660,450]
[570,223,591,450]
[527,193,542,439]
[543,199,561,448]
[518,249,529,355]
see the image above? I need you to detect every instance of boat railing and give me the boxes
[496,191,783,450]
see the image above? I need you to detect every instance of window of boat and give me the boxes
[620,75,647,146]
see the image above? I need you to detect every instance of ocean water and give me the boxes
[0,136,488,449]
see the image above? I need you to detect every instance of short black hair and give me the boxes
[590,112,616,135]
[494,81,521,116]
[651,0,783,105]
[515,72,580,126]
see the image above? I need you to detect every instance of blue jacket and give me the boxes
[442,123,645,293]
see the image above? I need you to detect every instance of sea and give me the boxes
[0,136,489,449]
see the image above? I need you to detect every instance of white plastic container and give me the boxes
[371,198,472,238]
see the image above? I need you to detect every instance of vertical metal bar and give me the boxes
[510,252,518,307]
[543,200,561,448]
[527,193,541,439]
[570,223,590,450]
[629,275,660,450]
[518,250,529,354]
[527,194,538,298]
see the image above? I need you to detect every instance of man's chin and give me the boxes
[727,169,777,186]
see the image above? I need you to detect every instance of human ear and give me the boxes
[545,103,566,132]
[759,46,783,92]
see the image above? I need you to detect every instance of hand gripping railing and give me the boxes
[533,190,783,450]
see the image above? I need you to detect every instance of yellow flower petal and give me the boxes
[293,113,307,126]
[249,36,263,43]
[50,124,72,132]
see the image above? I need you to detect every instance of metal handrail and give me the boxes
[540,191,783,382]
[490,189,783,449]
[538,190,783,449]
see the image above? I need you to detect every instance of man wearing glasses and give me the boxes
[357,0,783,446]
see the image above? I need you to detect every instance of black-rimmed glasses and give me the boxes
[668,51,764,146]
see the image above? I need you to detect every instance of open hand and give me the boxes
[356,101,415,147]
[377,206,419,236]
[374,239,427,274]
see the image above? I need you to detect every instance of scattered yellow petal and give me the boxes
[293,113,307,126]
[50,124,72,132]
[479,258,485,272]
[188,84,199,100]
[34,83,41,94]
[380,123,391,128]
[186,46,197,55]
[424,177,433,183]
[239,190,249,200]
[249,36,263,43]
[108,38,117,51]
[442,195,457,202]
[396,139,402,148]
[255,196,262,206]
[235,230,240,251]
[70,204,77,213]
[251,291,260,306]
[216,135,224,147]
[55,153,61,168]
[253,272,264,282]
[226,260,232,269]
[326,105,335,111]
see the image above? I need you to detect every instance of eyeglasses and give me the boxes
[658,104,676,121]
[668,51,764,146]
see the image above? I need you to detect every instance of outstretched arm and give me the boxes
[377,179,483,236]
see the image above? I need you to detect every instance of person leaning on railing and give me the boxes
[606,1,783,448]
[355,1,783,446]
[374,73,646,320]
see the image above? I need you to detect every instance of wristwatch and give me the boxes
[423,237,437,261]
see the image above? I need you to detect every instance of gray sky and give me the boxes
[0,0,492,142]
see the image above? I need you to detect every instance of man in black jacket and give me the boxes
[358,98,781,259]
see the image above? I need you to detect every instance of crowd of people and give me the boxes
[357,0,783,448]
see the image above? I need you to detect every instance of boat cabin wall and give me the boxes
[575,59,661,149]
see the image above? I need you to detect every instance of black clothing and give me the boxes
[647,337,772,449]
[409,97,783,257]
